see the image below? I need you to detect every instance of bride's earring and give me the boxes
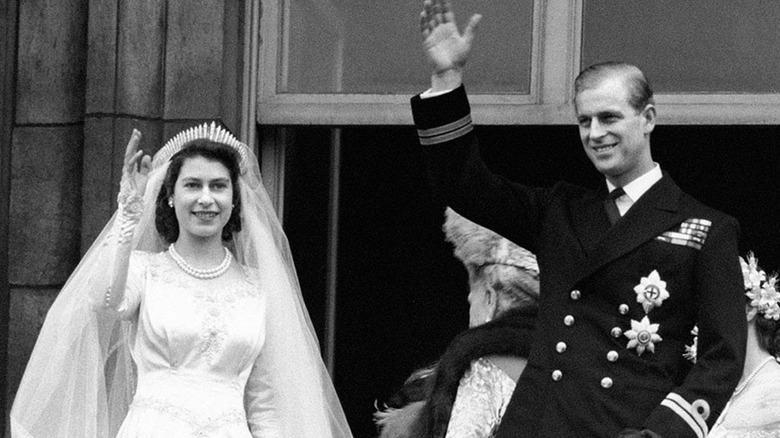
[168,198,174,208]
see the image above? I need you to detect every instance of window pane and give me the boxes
[581,1,780,93]
[281,0,534,94]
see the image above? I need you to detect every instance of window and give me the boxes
[259,0,550,125]
[581,0,780,124]
[259,0,780,125]
[582,1,780,94]
[280,0,534,95]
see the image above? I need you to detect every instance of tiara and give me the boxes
[741,252,780,321]
[152,122,249,170]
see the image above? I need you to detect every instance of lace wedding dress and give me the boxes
[708,358,780,438]
[113,251,281,438]
[11,124,353,438]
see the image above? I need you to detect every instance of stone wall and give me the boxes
[7,3,88,435]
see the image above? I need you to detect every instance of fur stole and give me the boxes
[376,306,537,438]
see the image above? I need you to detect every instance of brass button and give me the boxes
[619,304,629,315]
[570,290,581,300]
[564,315,575,326]
[601,377,613,388]
[607,350,619,362]
[556,342,567,353]
[611,327,623,338]
[552,370,563,381]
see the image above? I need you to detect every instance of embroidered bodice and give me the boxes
[444,358,517,438]
[709,359,780,438]
[111,251,281,438]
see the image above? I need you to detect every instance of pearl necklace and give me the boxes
[168,243,233,279]
[733,356,775,396]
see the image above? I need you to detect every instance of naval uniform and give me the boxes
[411,85,746,438]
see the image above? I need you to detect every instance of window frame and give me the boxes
[257,0,553,125]
[256,0,780,126]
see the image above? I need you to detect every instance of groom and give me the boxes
[410,1,746,437]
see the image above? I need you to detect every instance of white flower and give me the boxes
[752,275,780,321]
[741,253,766,292]
[764,303,780,321]
[741,253,780,321]
[625,316,662,356]
[634,270,670,314]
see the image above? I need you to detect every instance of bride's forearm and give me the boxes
[93,186,143,312]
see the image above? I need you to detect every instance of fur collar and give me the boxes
[376,307,537,438]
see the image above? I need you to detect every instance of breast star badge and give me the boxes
[634,270,670,314]
[625,316,662,356]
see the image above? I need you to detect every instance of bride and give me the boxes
[10,123,353,437]
[708,253,780,437]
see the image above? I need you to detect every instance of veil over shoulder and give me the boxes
[10,125,353,438]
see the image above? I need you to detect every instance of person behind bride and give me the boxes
[708,253,780,437]
[375,207,538,438]
[10,123,353,438]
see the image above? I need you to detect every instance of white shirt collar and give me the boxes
[606,163,662,203]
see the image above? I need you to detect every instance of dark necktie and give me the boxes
[605,187,625,225]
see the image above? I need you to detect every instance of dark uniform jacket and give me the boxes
[410,86,746,438]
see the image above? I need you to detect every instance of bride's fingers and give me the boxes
[126,149,142,167]
[123,129,142,163]
[124,149,145,175]
[139,154,152,175]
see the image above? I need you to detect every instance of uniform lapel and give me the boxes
[571,189,611,255]
[575,174,684,282]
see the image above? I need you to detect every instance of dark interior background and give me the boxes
[283,124,780,438]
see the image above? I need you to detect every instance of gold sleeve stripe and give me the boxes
[660,393,709,438]
[417,115,473,145]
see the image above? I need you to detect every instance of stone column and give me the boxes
[1,0,18,435]
[82,0,167,247]
[6,0,88,422]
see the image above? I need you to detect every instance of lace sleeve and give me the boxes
[91,183,144,316]
[444,358,517,438]
[244,349,284,438]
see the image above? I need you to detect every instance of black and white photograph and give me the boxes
[2,1,779,437]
